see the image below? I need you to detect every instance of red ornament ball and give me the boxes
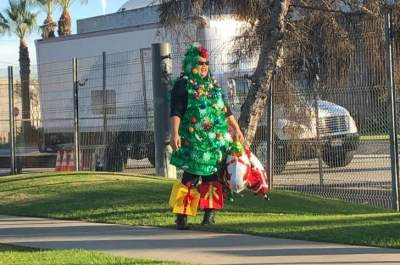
[191,117,197,123]
[203,122,212,130]
[184,139,190,146]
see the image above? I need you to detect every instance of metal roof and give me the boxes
[118,0,160,12]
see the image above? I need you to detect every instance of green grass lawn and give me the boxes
[0,172,399,249]
[0,244,185,265]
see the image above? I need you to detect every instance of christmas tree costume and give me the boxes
[170,75,232,175]
[169,43,233,228]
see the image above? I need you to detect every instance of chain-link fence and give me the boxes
[1,48,157,176]
[222,17,397,209]
[0,68,10,176]
[1,15,400,209]
[31,48,154,174]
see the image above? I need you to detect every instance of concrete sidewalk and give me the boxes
[0,215,400,265]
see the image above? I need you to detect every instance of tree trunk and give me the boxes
[58,8,71,36]
[238,0,290,146]
[19,40,31,144]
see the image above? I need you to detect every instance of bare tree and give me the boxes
[159,0,390,146]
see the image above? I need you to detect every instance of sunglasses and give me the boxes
[198,61,209,66]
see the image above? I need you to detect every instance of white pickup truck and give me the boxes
[228,76,360,174]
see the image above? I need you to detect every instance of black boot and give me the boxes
[201,209,215,225]
[175,214,188,230]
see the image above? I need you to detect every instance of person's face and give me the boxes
[197,56,209,78]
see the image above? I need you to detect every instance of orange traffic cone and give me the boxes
[68,151,76,171]
[79,151,83,171]
[60,151,69,171]
[55,150,63,171]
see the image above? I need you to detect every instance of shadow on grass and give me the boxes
[0,180,118,193]
[0,173,81,185]
[0,243,38,253]
[223,190,391,215]
[0,179,392,222]
[0,180,172,224]
[0,172,169,185]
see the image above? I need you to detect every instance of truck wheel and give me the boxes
[322,150,354,168]
[104,144,126,172]
[253,138,287,175]
[131,145,147,160]
[147,143,155,167]
[16,157,23,173]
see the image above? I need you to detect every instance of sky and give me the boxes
[0,0,131,69]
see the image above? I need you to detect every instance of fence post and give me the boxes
[266,83,273,188]
[313,76,324,186]
[152,43,175,178]
[72,58,80,171]
[102,52,107,151]
[140,48,150,128]
[8,66,16,175]
[384,7,400,211]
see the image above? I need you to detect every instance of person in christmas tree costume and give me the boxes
[170,43,244,230]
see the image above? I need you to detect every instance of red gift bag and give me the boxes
[199,181,224,209]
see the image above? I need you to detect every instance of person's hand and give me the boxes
[170,134,181,150]
[233,127,245,143]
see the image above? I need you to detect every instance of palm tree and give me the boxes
[0,12,9,33]
[2,0,37,142]
[37,0,56,38]
[56,0,87,36]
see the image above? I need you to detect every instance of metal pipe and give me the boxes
[73,58,80,171]
[266,82,273,188]
[384,8,400,211]
[102,52,107,151]
[140,48,150,128]
[312,76,324,186]
[152,43,173,177]
[8,66,16,175]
